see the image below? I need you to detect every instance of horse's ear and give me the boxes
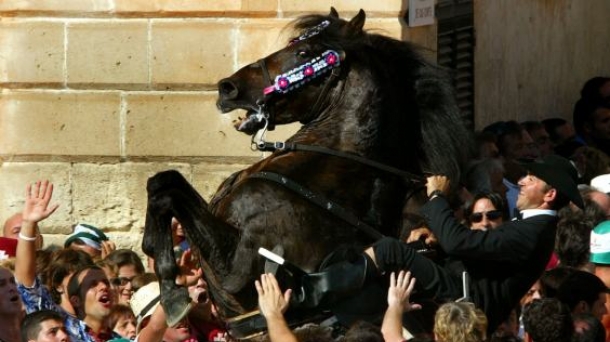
[329,7,339,18]
[348,9,366,32]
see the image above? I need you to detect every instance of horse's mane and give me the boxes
[290,13,474,184]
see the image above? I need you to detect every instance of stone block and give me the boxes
[150,20,235,87]
[124,91,254,157]
[70,162,192,232]
[0,162,73,235]
[115,0,242,14]
[0,0,112,13]
[67,20,148,87]
[0,19,65,85]
[236,19,291,68]
[123,91,300,157]
[365,18,404,40]
[0,90,121,156]
[278,0,331,16]
[327,0,404,16]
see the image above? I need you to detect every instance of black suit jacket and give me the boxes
[420,197,558,332]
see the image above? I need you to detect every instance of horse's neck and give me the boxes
[291,71,382,156]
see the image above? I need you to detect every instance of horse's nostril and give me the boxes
[218,79,239,100]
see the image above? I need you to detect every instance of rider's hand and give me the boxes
[425,175,450,198]
[406,227,438,246]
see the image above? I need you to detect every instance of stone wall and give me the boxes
[0,1,435,254]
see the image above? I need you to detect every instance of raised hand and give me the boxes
[22,180,59,224]
[174,248,203,287]
[387,270,421,312]
[255,273,292,318]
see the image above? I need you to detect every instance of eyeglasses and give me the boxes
[111,276,135,287]
[469,210,502,223]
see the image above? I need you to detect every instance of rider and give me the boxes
[287,154,582,335]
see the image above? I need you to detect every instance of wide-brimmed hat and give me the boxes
[522,154,584,209]
[130,281,161,333]
[64,223,108,251]
[591,221,610,264]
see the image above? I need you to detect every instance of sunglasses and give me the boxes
[111,276,135,287]
[469,210,502,223]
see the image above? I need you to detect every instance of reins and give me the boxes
[256,141,425,187]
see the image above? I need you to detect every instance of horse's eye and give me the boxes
[296,50,310,59]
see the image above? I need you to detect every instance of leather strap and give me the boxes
[249,171,384,241]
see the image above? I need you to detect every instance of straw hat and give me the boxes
[130,281,161,333]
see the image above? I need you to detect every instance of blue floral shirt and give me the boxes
[17,278,95,342]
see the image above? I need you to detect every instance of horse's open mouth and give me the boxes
[233,109,267,134]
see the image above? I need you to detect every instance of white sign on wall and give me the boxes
[408,0,435,27]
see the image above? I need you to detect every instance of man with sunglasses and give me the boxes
[363,154,584,335]
[467,192,506,231]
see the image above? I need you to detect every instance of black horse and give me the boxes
[143,8,473,337]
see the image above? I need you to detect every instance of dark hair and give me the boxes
[555,211,592,269]
[102,304,136,336]
[541,118,571,145]
[539,266,576,299]
[572,313,605,342]
[574,98,610,139]
[579,186,609,227]
[104,249,145,275]
[21,310,64,342]
[521,120,544,134]
[573,77,610,137]
[398,213,428,241]
[342,321,384,342]
[482,121,523,158]
[48,249,94,304]
[67,265,105,319]
[522,298,573,342]
[131,272,158,293]
[465,192,506,224]
[556,270,608,312]
[580,146,610,184]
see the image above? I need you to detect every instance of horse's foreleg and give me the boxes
[144,195,193,327]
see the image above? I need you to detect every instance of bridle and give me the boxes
[249,20,344,140]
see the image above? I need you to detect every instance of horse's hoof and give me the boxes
[160,286,193,327]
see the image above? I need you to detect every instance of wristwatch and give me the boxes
[428,189,444,200]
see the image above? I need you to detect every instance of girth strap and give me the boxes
[248,171,384,241]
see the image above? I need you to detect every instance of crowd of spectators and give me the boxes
[1,76,610,342]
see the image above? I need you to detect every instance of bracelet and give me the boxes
[18,232,37,241]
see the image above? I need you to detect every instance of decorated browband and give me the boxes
[263,20,343,96]
[263,50,343,96]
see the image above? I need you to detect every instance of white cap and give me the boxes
[591,174,610,194]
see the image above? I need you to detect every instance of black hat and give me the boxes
[523,155,584,209]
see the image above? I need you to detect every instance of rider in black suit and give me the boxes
[365,154,584,333]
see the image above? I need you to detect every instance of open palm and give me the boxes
[22,180,59,223]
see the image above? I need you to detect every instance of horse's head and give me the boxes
[217,8,366,134]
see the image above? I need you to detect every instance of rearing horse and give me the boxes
[143,7,473,336]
